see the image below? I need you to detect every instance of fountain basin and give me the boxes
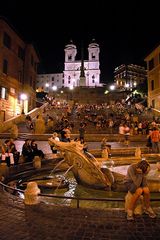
[112,164,160,192]
[18,175,69,190]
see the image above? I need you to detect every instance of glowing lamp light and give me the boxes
[20,93,27,114]
[52,86,57,91]
[20,93,27,101]
[45,83,49,87]
[104,90,109,95]
[69,86,74,90]
[110,85,115,90]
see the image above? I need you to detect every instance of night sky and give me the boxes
[0,0,159,83]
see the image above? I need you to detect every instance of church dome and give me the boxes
[65,40,77,50]
[88,39,99,48]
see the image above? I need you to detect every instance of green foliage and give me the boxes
[136,80,148,95]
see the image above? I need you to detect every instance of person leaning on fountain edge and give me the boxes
[124,159,156,220]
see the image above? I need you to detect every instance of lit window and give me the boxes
[3,59,8,74]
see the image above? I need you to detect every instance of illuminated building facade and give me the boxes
[114,64,147,90]
[145,44,160,109]
[64,40,101,88]
[0,18,39,120]
[36,39,102,91]
[37,73,63,92]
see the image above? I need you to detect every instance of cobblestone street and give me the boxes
[0,189,160,240]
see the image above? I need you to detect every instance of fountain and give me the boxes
[47,138,160,193]
[4,139,160,209]
[48,138,113,190]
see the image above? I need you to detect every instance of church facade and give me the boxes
[64,40,101,88]
[37,40,102,92]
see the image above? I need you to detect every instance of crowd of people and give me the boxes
[0,98,159,221]
[0,138,44,166]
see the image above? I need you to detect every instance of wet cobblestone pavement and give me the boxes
[0,188,160,240]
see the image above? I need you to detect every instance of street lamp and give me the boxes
[45,83,49,92]
[69,86,74,100]
[110,85,115,91]
[52,86,57,91]
[20,93,27,114]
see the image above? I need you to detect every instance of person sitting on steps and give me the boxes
[31,140,44,159]
[9,138,20,165]
[124,159,156,220]
[22,139,34,162]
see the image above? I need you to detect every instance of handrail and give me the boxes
[1,181,160,209]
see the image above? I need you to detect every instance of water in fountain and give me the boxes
[48,159,66,177]
[54,165,73,192]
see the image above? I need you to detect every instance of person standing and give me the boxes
[79,123,86,141]
[49,132,60,154]
[124,124,130,146]
[118,123,125,143]
[150,127,160,153]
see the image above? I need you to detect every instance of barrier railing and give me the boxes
[1,181,160,209]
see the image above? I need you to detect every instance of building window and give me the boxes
[30,76,32,86]
[0,87,8,99]
[18,46,25,60]
[149,58,154,70]
[3,59,8,74]
[3,32,11,49]
[33,80,36,90]
[92,75,95,83]
[18,71,23,83]
[152,99,155,108]
[151,80,154,91]
[52,77,54,81]
[92,53,95,59]
[34,62,37,71]
[31,55,34,66]
[68,55,72,61]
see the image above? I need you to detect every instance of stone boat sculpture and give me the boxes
[48,138,125,190]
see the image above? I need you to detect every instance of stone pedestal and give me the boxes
[33,156,41,169]
[101,149,109,160]
[24,182,41,205]
[0,164,9,180]
[135,147,141,158]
